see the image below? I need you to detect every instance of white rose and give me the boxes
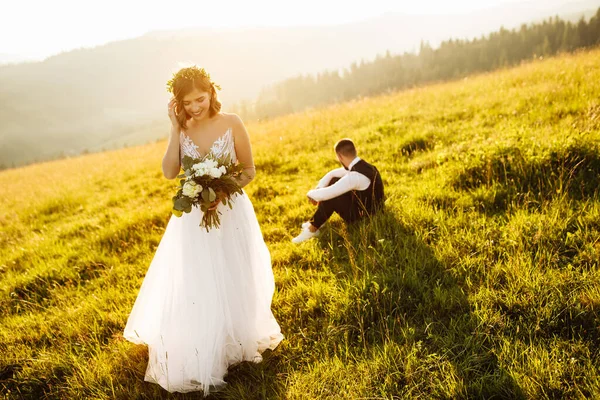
[194,167,208,177]
[209,167,223,179]
[219,166,227,174]
[202,159,216,169]
[182,181,202,198]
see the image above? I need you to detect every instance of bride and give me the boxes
[123,66,284,394]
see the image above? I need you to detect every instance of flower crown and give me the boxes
[166,65,222,94]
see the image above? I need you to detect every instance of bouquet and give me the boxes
[172,155,245,231]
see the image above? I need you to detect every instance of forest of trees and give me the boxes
[233,8,600,120]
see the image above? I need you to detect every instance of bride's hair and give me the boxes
[167,65,222,129]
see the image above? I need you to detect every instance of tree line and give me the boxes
[232,8,600,120]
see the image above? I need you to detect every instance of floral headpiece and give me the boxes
[166,65,222,94]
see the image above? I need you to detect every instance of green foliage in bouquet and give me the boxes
[172,154,245,231]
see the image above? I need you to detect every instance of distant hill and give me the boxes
[247,8,600,120]
[0,0,598,168]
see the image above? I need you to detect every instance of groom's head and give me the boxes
[334,138,357,169]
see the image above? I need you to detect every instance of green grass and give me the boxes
[1,48,600,399]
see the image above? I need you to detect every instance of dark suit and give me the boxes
[310,159,384,228]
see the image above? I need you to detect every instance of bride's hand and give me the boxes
[208,191,226,211]
[168,98,179,128]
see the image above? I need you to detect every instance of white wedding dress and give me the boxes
[123,127,284,395]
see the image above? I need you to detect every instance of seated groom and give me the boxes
[292,138,385,243]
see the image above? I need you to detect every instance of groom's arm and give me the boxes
[307,172,371,202]
[316,167,347,189]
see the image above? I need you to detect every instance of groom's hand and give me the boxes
[307,196,318,206]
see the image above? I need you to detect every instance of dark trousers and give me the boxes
[310,177,361,229]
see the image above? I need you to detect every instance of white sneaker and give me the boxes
[292,223,320,243]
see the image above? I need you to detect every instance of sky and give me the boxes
[0,0,558,62]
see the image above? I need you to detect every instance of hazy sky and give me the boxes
[0,0,546,61]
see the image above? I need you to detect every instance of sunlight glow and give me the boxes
[0,0,539,61]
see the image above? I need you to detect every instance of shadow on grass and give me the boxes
[313,209,526,398]
[451,139,600,216]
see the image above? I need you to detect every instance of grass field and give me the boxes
[1,48,600,399]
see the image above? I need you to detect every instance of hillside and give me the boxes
[0,0,598,169]
[1,48,599,398]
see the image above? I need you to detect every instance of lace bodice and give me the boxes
[180,128,236,163]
